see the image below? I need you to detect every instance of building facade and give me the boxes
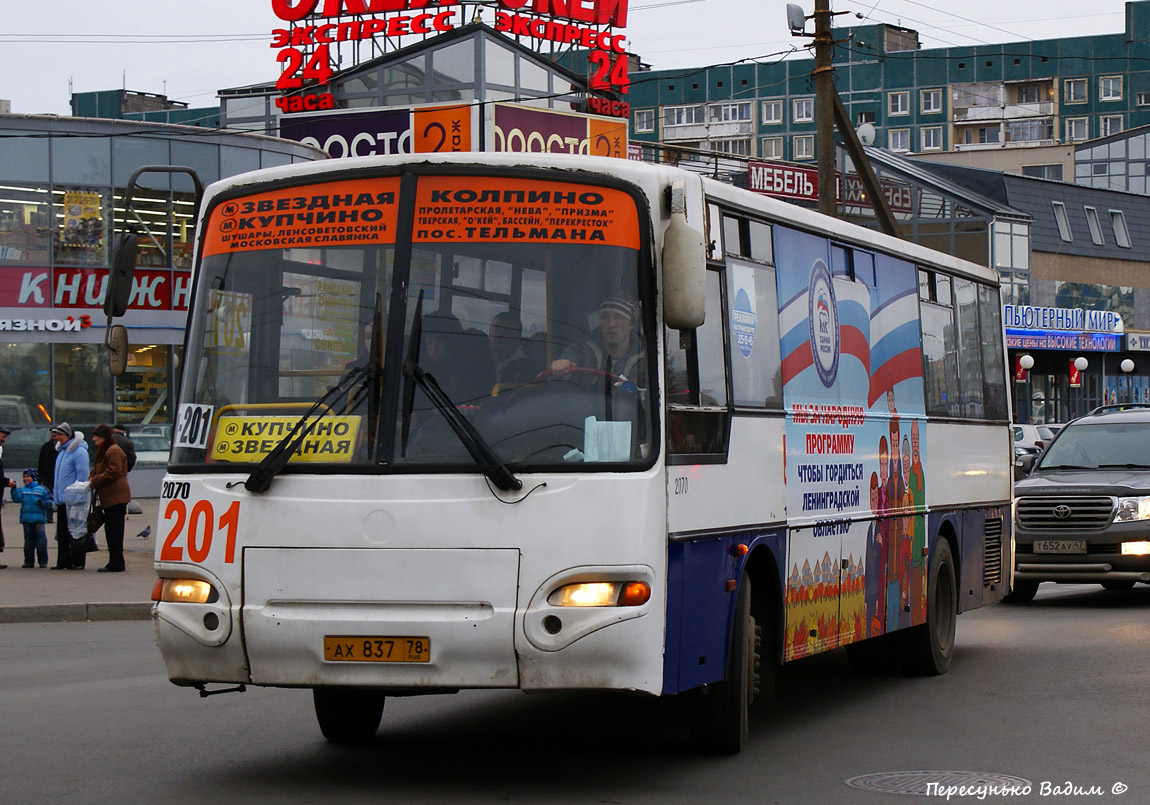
[629,1,1150,167]
[0,114,321,493]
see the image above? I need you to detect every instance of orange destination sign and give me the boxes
[203,177,400,256]
[413,176,640,249]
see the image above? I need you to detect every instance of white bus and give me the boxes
[140,153,1011,753]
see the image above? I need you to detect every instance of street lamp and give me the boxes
[1074,356,1089,372]
[1019,354,1035,371]
[1121,358,1135,404]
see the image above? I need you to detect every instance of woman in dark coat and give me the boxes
[89,424,131,573]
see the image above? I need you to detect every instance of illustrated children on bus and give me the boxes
[865,471,887,637]
[908,421,927,622]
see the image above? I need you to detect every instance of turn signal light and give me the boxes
[154,578,215,604]
[548,581,651,607]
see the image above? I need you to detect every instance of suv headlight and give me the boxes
[1115,496,1150,522]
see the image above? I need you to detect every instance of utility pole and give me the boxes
[813,0,836,217]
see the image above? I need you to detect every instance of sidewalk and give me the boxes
[0,497,158,623]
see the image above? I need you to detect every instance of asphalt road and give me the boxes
[3,584,1148,804]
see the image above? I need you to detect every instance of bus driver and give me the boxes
[549,294,647,390]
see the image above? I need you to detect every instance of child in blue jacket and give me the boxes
[11,468,51,568]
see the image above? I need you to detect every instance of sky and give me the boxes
[0,0,1134,117]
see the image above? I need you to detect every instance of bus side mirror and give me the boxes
[662,181,705,331]
[106,233,138,318]
[106,324,129,377]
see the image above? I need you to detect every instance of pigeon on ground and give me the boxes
[137,525,151,539]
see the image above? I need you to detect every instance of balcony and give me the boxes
[662,120,753,141]
[952,102,1053,122]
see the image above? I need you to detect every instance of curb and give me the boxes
[0,602,153,624]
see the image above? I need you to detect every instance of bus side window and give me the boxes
[667,269,730,462]
[727,258,782,408]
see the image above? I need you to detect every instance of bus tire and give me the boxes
[1002,580,1039,603]
[312,688,386,743]
[899,539,956,676]
[690,576,760,754]
[1101,580,1135,591]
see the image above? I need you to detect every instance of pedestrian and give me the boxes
[90,424,131,573]
[38,432,56,524]
[11,468,51,568]
[49,422,89,570]
[111,424,136,473]
[0,425,13,569]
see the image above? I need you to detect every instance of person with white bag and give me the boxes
[49,423,89,570]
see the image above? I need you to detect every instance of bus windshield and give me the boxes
[171,171,655,473]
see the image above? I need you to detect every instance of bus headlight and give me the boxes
[152,578,216,604]
[1115,497,1150,522]
[548,581,651,607]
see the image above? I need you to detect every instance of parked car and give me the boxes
[1008,405,1150,602]
[0,427,52,479]
[1013,423,1059,452]
[1013,423,1062,481]
[132,432,172,466]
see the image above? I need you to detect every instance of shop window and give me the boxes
[0,184,53,265]
[53,187,110,268]
[53,344,115,425]
[116,344,171,426]
[0,343,52,426]
[114,188,171,268]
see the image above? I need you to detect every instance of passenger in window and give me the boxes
[421,312,494,406]
[488,312,534,386]
[549,294,647,390]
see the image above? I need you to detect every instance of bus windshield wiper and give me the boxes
[243,364,371,493]
[399,291,521,492]
[245,294,383,494]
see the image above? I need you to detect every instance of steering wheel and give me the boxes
[535,366,623,384]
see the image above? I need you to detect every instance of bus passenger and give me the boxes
[489,312,534,385]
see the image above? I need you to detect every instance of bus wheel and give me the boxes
[312,688,386,743]
[1102,580,1135,591]
[1002,580,1039,603]
[899,540,957,676]
[690,577,760,754]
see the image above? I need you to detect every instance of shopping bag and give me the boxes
[72,532,98,553]
[86,493,105,534]
[63,481,90,537]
